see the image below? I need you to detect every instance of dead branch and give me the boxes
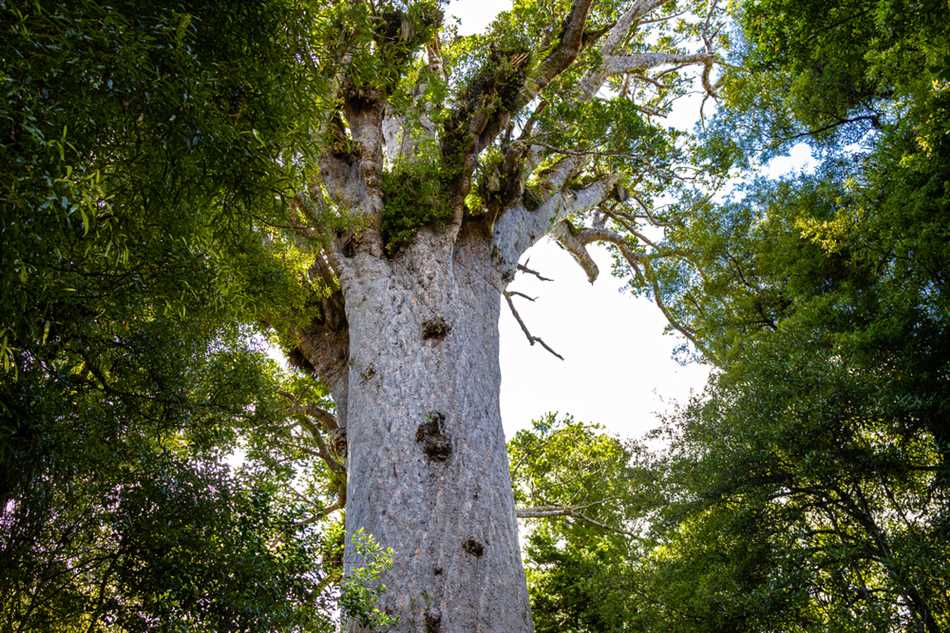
[516,505,637,538]
[507,290,538,302]
[517,262,554,282]
[504,291,565,360]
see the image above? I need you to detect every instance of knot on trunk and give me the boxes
[462,538,484,557]
[416,411,451,462]
[424,609,442,633]
[360,364,377,382]
[421,316,451,340]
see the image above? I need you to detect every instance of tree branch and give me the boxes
[517,262,554,282]
[490,0,679,274]
[516,505,637,537]
[604,51,713,75]
[575,0,675,98]
[382,40,445,164]
[551,220,600,283]
[294,499,344,527]
[507,290,537,302]
[528,0,596,98]
[577,228,714,359]
[440,0,597,225]
[516,505,581,518]
[492,174,617,280]
[504,291,565,360]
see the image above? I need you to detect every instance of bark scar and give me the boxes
[462,538,484,557]
[416,411,451,462]
[424,609,442,633]
[421,315,451,341]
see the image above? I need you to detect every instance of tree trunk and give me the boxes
[339,228,532,633]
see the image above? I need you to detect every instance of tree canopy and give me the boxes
[514,0,950,631]
[0,1,341,628]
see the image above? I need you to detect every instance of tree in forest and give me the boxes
[509,415,661,633]
[5,0,946,630]
[273,1,728,629]
[1,1,340,629]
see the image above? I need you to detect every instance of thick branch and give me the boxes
[491,0,679,274]
[551,221,600,283]
[604,0,672,52]
[382,41,445,164]
[441,0,596,223]
[528,0,596,98]
[575,0,675,98]
[342,93,386,215]
[604,51,713,74]
[317,117,367,213]
[492,174,617,280]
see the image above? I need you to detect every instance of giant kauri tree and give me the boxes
[283,1,723,630]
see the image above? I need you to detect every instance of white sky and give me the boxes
[498,242,711,437]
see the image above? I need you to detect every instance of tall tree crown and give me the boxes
[283,0,726,369]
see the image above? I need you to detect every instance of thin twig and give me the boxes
[507,290,538,302]
[517,262,554,282]
[504,292,565,360]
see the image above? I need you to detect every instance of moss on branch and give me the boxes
[380,159,453,255]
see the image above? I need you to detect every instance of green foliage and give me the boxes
[639,0,950,617]
[648,323,949,631]
[340,528,399,630]
[0,1,338,629]
[716,0,950,155]
[381,157,453,254]
[315,0,443,98]
[511,415,659,633]
[519,2,949,632]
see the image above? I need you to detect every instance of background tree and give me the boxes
[516,0,950,630]
[509,415,660,633]
[0,1,342,629]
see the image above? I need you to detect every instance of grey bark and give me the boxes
[339,226,531,633]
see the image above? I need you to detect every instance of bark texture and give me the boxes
[340,227,530,633]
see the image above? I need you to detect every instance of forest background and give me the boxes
[1,0,947,631]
